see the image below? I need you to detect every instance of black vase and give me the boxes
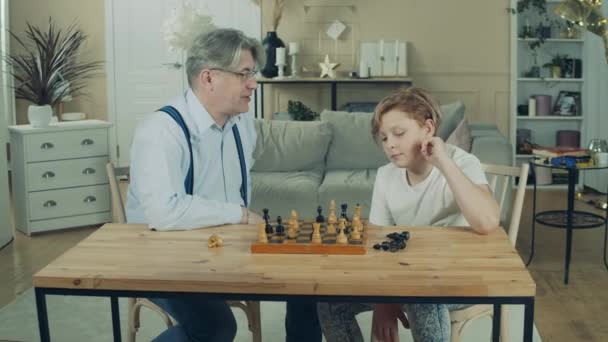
[261,31,285,78]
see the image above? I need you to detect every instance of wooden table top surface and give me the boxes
[33,224,535,298]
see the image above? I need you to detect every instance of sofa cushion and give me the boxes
[250,170,323,219]
[320,110,388,170]
[318,169,378,218]
[253,119,332,172]
[436,101,465,140]
[446,118,472,152]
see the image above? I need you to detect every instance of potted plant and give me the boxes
[543,54,568,78]
[3,19,102,127]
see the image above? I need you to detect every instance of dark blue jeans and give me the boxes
[149,296,237,342]
[149,297,321,342]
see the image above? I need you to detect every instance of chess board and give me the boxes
[251,220,368,255]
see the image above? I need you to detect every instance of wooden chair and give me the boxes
[106,162,262,342]
[449,162,530,342]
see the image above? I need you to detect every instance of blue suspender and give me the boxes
[232,125,248,207]
[159,106,194,195]
[158,106,248,206]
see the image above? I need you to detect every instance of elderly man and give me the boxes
[127,28,321,342]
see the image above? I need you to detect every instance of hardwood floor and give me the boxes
[1,189,607,341]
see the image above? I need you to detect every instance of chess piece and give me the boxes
[350,225,361,240]
[265,223,274,235]
[312,222,322,244]
[291,209,298,223]
[276,216,285,236]
[207,234,223,248]
[354,203,362,220]
[287,226,298,239]
[328,200,337,224]
[338,219,347,235]
[258,223,268,243]
[327,222,337,234]
[340,203,348,221]
[336,226,348,244]
[263,208,270,224]
[316,206,325,223]
[352,216,362,232]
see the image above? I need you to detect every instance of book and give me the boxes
[532,147,590,158]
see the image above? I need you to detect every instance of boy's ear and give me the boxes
[424,119,436,136]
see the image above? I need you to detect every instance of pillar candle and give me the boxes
[275,47,286,65]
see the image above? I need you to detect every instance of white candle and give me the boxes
[359,60,369,78]
[275,47,286,65]
[379,39,384,57]
[289,42,299,55]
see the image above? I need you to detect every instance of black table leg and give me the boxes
[111,296,122,342]
[331,82,337,110]
[492,304,501,342]
[564,168,576,284]
[36,288,51,342]
[523,298,535,342]
[526,163,537,266]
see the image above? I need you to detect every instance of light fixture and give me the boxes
[555,0,608,63]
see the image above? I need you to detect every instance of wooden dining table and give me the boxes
[33,223,536,341]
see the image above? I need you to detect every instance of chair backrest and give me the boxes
[106,162,130,224]
[481,163,529,247]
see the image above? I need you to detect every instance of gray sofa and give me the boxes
[250,103,512,220]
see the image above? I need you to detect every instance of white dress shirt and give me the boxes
[126,88,256,230]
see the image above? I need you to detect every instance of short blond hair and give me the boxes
[371,87,442,140]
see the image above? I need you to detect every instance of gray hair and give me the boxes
[186,28,265,87]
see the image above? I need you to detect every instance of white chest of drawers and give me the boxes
[9,120,113,235]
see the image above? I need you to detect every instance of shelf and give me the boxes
[516,154,535,159]
[518,78,584,82]
[517,116,584,121]
[518,38,584,43]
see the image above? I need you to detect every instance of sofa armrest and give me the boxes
[470,136,513,166]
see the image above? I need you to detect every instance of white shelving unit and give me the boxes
[510,0,588,188]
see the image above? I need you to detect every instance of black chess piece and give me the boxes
[340,203,348,220]
[275,216,285,235]
[263,208,270,224]
[265,223,274,234]
[316,206,325,223]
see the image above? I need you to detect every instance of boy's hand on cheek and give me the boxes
[420,137,448,167]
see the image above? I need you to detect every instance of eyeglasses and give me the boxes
[210,68,257,82]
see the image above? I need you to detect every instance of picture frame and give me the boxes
[553,91,581,116]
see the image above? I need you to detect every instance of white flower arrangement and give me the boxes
[162,1,216,52]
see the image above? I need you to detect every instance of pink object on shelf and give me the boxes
[534,95,552,116]
[556,130,580,148]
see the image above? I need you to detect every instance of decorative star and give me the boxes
[319,54,339,78]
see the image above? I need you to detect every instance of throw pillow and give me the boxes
[436,101,465,141]
[446,117,472,152]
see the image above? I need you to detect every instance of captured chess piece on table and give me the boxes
[208,234,223,248]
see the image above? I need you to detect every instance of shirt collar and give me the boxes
[185,88,239,137]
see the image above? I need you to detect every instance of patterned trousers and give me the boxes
[318,302,470,342]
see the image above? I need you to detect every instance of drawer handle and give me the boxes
[42,171,56,179]
[81,138,95,146]
[82,168,96,175]
[83,195,97,203]
[40,142,54,149]
[43,200,57,208]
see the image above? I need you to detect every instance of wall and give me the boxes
[260,0,512,135]
[9,0,106,124]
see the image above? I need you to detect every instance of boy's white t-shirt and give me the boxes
[369,144,488,227]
